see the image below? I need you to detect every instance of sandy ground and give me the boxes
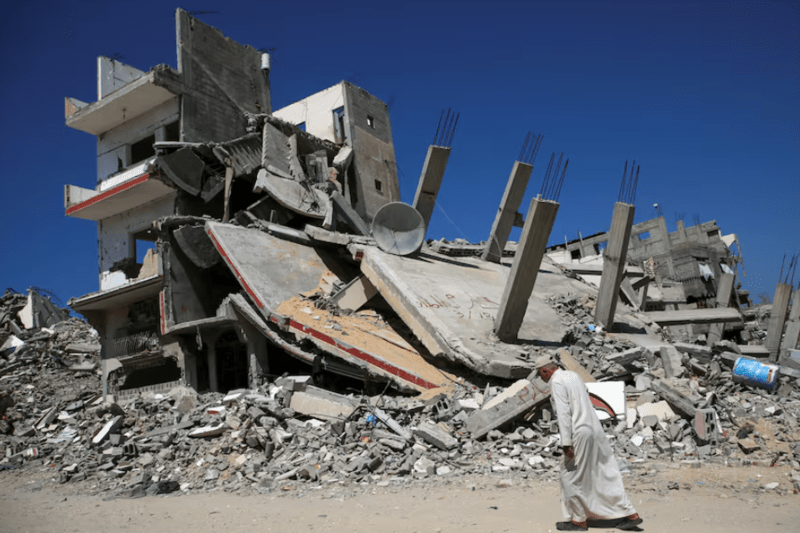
[1,464,798,533]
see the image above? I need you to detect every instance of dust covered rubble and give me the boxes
[2,290,800,497]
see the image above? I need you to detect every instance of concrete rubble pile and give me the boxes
[9,8,796,498]
[2,288,800,496]
[545,293,800,481]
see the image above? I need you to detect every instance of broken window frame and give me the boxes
[333,106,346,144]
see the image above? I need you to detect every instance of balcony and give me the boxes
[64,166,174,221]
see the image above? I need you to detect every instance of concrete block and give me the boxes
[607,346,647,367]
[672,342,713,363]
[92,415,123,445]
[65,342,101,353]
[465,379,549,439]
[659,346,685,378]
[636,401,674,424]
[35,407,58,430]
[275,375,311,392]
[373,408,413,441]
[414,421,458,450]
[413,456,436,475]
[289,388,356,422]
[694,408,721,442]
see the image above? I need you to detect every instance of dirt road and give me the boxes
[1,464,797,533]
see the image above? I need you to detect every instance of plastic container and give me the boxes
[732,357,780,392]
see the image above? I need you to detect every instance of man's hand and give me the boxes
[562,446,574,459]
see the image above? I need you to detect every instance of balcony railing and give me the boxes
[112,331,160,359]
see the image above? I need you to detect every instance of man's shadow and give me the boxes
[587,518,643,531]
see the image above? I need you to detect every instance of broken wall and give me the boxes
[176,9,271,144]
[98,194,175,290]
[97,56,146,99]
[343,83,400,223]
[96,98,179,185]
[272,83,345,141]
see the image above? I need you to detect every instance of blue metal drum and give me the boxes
[732,357,780,392]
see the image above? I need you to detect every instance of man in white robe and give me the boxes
[535,355,643,531]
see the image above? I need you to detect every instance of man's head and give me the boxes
[533,354,559,382]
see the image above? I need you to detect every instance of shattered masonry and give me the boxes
[1,8,798,495]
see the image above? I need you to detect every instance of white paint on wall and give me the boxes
[97,98,179,184]
[98,57,146,100]
[273,83,344,142]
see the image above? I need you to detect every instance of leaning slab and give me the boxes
[359,247,593,378]
[207,223,453,393]
[464,379,550,439]
[206,221,327,314]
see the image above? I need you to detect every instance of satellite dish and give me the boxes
[371,202,426,256]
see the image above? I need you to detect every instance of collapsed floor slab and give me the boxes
[205,221,457,393]
[359,247,595,378]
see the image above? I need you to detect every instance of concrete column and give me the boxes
[595,202,636,329]
[481,161,533,263]
[707,272,735,344]
[767,283,793,362]
[412,145,451,234]
[494,198,559,342]
[780,290,800,360]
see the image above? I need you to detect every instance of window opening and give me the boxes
[165,120,180,142]
[333,107,346,143]
[366,115,374,128]
[130,134,156,164]
[133,229,157,264]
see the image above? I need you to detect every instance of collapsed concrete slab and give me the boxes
[289,386,357,422]
[359,246,593,378]
[464,379,550,439]
[205,221,457,394]
[645,307,743,326]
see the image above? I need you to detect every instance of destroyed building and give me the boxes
[63,10,413,398]
[546,217,749,308]
[0,5,795,497]
[60,9,797,408]
[545,216,752,343]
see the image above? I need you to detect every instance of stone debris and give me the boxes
[1,290,798,498]
[5,9,799,500]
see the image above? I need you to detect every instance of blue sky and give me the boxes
[0,0,797,307]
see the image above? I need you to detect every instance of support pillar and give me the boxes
[767,283,792,363]
[707,272,735,344]
[780,290,800,361]
[481,161,533,263]
[412,145,451,234]
[494,198,559,342]
[594,202,635,329]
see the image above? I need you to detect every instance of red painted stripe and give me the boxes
[206,228,265,309]
[66,174,150,215]
[276,316,438,390]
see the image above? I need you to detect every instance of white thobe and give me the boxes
[550,369,636,523]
